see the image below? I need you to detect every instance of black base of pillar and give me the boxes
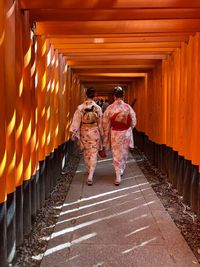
[45,155,51,199]
[23,179,32,236]
[48,152,54,191]
[183,160,192,205]
[177,156,185,195]
[0,202,7,267]
[190,165,199,213]
[31,172,37,218]
[39,160,46,208]
[7,192,16,264]
[16,185,23,246]
[52,151,58,187]
[172,151,179,188]
[35,169,40,212]
[134,130,200,219]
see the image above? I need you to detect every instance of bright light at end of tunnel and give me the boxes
[94,38,104,44]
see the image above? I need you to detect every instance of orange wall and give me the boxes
[132,32,200,168]
[0,6,72,203]
[0,0,7,203]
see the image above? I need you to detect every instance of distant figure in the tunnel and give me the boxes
[69,87,104,185]
[102,98,109,113]
[103,86,136,185]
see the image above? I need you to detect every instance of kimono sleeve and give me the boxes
[129,106,137,128]
[69,108,82,138]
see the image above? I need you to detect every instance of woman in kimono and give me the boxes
[70,87,103,185]
[103,86,136,185]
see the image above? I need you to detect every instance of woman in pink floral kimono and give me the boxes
[103,86,136,185]
[70,88,103,185]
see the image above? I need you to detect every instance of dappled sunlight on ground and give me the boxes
[39,153,199,267]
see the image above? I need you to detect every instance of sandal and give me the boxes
[87,179,93,186]
[114,178,121,186]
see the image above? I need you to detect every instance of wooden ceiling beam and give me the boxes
[54,42,181,49]
[35,19,200,35]
[48,36,189,44]
[71,65,155,69]
[73,68,150,73]
[20,0,200,9]
[78,73,146,77]
[79,76,145,83]
[46,32,193,38]
[83,82,132,87]
[30,8,200,22]
[59,49,175,54]
[65,54,167,60]
[67,59,158,66]
[79,76,138,82]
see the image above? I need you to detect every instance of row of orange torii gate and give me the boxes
[1,2,200,267]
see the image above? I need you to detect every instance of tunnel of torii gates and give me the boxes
[1,0,200,265]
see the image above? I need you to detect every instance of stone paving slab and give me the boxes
[40,153,199,267]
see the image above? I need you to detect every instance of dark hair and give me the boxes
[113,86,124,98]
[86,87,96,99]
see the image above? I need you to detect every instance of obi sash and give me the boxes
[110,111,131,131]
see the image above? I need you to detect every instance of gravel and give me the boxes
[131,148,200,264]
[11,147,80,267]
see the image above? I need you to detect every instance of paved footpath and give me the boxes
[40,153,200,267]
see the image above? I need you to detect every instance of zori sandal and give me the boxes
[87,179,93,186]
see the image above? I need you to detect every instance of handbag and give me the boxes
[98,148,107,158]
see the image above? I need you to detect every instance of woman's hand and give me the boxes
[70,131,76,141]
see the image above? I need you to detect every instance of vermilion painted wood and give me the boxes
[0,0,6,204]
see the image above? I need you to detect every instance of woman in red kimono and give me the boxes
[103,86,136,185]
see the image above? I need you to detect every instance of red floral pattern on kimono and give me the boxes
[103,99,136,176]
[70,100,103,172]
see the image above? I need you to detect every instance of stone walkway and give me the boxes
[40,153,199,267]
